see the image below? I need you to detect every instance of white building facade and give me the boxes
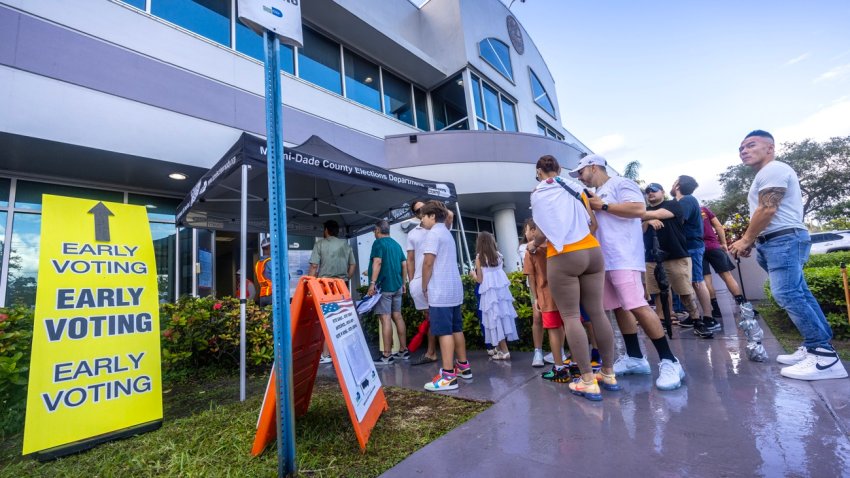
[0,0,590,306]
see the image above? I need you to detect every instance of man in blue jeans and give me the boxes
[672,175,718,336]
[729,130,847,381]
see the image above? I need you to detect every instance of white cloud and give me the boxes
[784,53,810,66]
[813,63,850,83]
[775,98,850,143]
[640,153,736,203]
[588,133,626,155]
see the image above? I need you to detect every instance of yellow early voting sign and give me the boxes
[23,195,163,457]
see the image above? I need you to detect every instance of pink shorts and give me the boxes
[603,270,649,311]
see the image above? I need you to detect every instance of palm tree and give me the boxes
[622,160,644,186]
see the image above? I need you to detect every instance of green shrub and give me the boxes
[805,251,850,269]
[0,305,34,437]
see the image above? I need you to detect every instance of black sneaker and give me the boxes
[703,317,721,330]
[542,366,571,383]
[693,322,714,339]
[394,349,410,360]
[374,353,395,365]
[711,308,722,319]
[678,317,696,328]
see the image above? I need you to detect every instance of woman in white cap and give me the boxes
[529,154,620,401]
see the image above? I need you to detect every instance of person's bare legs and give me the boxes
[532,308,544,350]
[548,327,565,366]
[380,314,394,356]
[704,273,717,299]
[453,331,467,363]
[693,280,712,317]
[498,338,509,353]
[391,311,407,350]
[438,335,455,371]
[718,271,743,296]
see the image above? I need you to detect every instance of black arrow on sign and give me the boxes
[88,202,114,242]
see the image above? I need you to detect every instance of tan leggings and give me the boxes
[547,247,616,375]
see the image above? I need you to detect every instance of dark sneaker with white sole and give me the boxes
[703,317,721,330]
[693,322,714,339]
[678,317,696,328]
[374,353,395,365]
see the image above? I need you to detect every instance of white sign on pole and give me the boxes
[238,0,304,47]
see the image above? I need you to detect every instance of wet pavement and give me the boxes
[322,291,850,477]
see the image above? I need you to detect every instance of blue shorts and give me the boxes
[429,305,463,336]
[688,246,705,283]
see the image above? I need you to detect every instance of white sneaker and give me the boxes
[776,346,807,365]
[656,359,685,390]
[543,348,568,364]
[319,354,333,364]
[613,354,651,375]
[532,349,545,368]
[492,350,511,360]
[780,347,848,381]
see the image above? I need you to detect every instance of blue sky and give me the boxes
[510,1,850,201]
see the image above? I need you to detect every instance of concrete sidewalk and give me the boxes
[349,295,850,477]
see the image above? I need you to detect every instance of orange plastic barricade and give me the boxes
[252,277,388,455]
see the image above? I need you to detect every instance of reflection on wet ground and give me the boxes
[324,291,850,477]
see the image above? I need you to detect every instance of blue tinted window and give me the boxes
[235,18,294,73]
[6,213,40,307]
[119,0,146,10]
[382,70,414,126]
[14,180,123,211]
[470,75,483,120]
[298,27,342,94]
[0,177,9,207]
[479,38,513,81]
[431,75,467,131]
[128,193,180,222]
[152,0,231,47]
[501,96,517,132]
[482,82,502,130]
[414,87,430,130]
[343,50,380,111]
[529,69,556,118]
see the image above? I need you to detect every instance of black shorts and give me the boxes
[703,248,735,274]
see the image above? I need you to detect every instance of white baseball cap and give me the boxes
[568,154,607,178]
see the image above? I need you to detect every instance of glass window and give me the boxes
[5,213,40,307]
[152,0,232,47]
[482,82,503,130]
[0,211,4,293]
[179,227,192,297]
[413,87,430,130]
[128,194,180,222]
[537,122,547,136]
[529,69,556,118]
[343,50,381,111]
[150,223,177,303]
[298,27,342,95]
[382,70,414,126]
[537,119,564,141]
[234,17,295,73]
[118,0,146,10]
[431,74,468,131]
[501,96,517,132]
[14,180,123,211]
[479,38,513,81]
[478,219,494,233]
[197,230,214,296]
[470,76,484,120]
[0,177,9,207]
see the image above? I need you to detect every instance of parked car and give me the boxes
[809,231,850,254]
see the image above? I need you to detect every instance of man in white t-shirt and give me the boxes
[407,201,435,364]
[419,200,470,391]
[729,130,846,381]
[571,154,685,390]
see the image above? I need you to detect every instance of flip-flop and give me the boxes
[412,354,437,366]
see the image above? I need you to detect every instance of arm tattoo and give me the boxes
[759,187,786,209]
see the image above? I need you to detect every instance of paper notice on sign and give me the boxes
[22,195,162,455]
[320,299,379,421]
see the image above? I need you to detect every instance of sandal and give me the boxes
[412,354,437,366]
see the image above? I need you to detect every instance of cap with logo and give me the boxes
[568,154,607,178]
[645,182,664,193]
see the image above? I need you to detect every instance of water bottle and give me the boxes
[738,302,768,362]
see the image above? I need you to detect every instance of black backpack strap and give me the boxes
[553,176,584,203]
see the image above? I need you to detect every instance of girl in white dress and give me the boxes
[472,232,519,360]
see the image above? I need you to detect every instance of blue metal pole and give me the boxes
[263,30,296,477]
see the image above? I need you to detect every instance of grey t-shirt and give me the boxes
[747,160,805,234]
[309,236,355,278]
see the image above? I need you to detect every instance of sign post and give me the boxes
[22,196,163,459]
[238,1,303,476]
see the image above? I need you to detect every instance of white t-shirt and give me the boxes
[422,223,463,307]
[530,176,592,251]
[594,176,646,272]
[748,160,805,234]
[406,224,428,279]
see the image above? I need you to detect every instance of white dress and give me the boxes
[478,255,519,344]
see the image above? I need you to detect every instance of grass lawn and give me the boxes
[759,303,850,360]
[0,371,490,478]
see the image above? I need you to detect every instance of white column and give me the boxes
[491,203,520,272]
